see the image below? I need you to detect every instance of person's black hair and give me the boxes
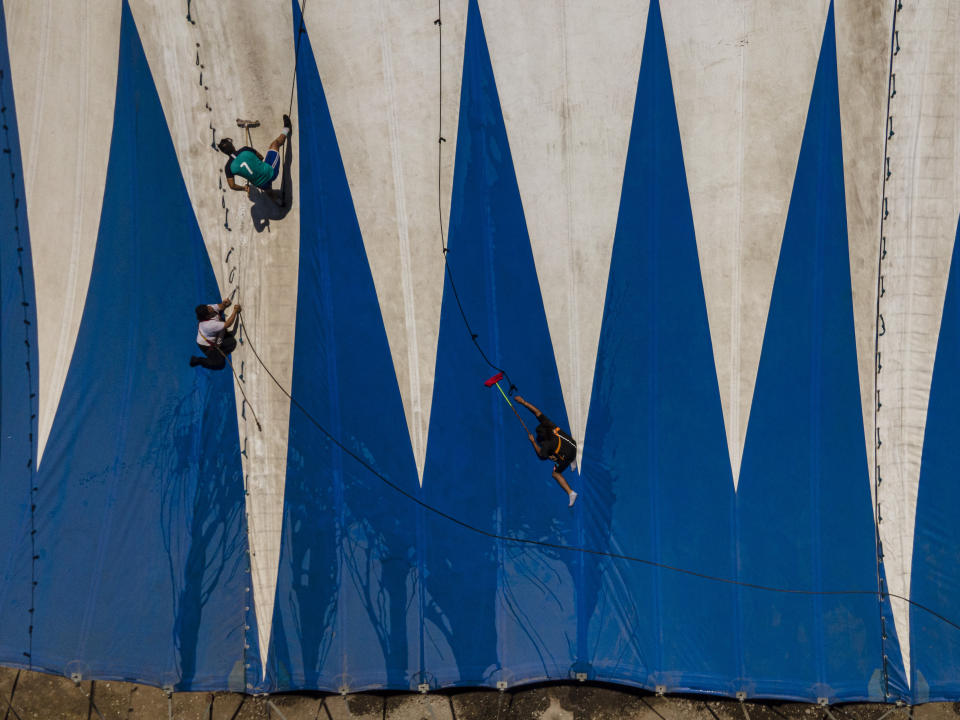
[217,137,236,155]
[196,304,216,321]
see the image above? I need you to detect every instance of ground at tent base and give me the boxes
[1,666,957,720]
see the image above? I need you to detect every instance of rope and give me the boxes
[0,65,38,672]
[201,332,262,432]
[0,692,22,720]
[433,2,517,396]
[872,0,904,699]
[0,670,22,720]
[250,1,960,641]
[493,382,530,435]
[235,313,960,635]
[73,681,105,720]
[288,0,307,115]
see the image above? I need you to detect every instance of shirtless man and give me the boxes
[514,396,578,507]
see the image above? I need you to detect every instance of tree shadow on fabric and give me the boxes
[157,378,246,690]
[251,134,294,233]
[340,500,414,688]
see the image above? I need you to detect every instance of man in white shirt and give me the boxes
[190,298,242,370]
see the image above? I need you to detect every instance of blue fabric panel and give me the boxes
[910,215,960,702]
[25,1,249,690]
[265,0,421,692]
[736,3,886,701]
[0,0,40,670]
[417,0,577,688]
[579,0,737,694]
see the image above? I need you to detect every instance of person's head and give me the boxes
[196,304,217,321]
[217,137,236,156]
[536,424,553,444]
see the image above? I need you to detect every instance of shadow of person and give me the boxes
[250,131,294,233]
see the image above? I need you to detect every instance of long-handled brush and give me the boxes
[484,372,529,434]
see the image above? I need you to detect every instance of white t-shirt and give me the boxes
[197,304,226,346]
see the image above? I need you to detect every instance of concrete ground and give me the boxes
[0,667,952,720]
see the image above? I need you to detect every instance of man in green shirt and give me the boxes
[218,114,291,196]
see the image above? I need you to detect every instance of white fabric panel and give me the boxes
[836,0,896,509]
[305,0,466,484]
[130,0,300,674]
[664,0,828,488]
[478,0,648,457]
[4,0,120,467]
[875,0,960,683]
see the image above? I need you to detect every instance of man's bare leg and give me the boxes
[554,471,578,506]
[271,113,292,151]
[261,128,289,206]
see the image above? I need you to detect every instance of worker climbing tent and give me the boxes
[910,216,960,701]
[0,0,40,669]
[736,3,906,700]
[265,0,422,691]
[19,0,252,690]
[579,0,737,692]
[417,0,576,688]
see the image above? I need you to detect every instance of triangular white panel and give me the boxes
[305,0,466,485]
[662,0,829,487]
[479,0,648,455]
[835,0,894,507]
[131,0,301,672]
[870,0,960,683]
[4,0,121,467]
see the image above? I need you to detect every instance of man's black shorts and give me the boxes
[537,413,577,473]
[554,455,575,474]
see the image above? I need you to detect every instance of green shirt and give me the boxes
[226,148,273,187]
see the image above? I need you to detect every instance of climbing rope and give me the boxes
[235,313,960,636]
[180,7,259,688]
[0,65,38,673]
[433,0,517,395]
[221,2,960,640]
[206,338,262,433]
[872,0,904,699]
[288,0,307,115]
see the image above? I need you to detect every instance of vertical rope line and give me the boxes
[433,1,517,394]
[873,0,902,701]
[0,65,38,672]
[437,0,444,253]
[289,0,307,115]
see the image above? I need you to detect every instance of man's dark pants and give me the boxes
[194,332,237,370]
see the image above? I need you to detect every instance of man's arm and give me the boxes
[224,304,242,329]
[527,433,542,456]
[527,433,553,460]
[514,395,542,418]
[226,175,248,192]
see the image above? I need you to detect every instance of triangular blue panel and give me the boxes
[910,215,960,702]
[736,3,889,700]
[0,0,40,669]
[579,0,737,693]
[418,0,577,688]
[265,0,421,691]
[24,1,250,691]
